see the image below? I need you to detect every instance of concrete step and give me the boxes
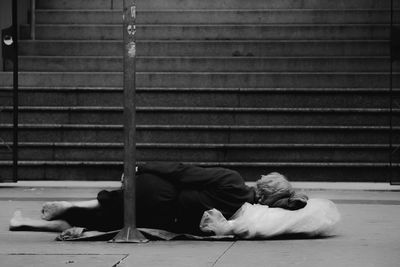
[1,106,397,126]
[20,24,389,40]
[11,56,390,72]
[0,160,393,182]
[36,0,392,10]
[0,145,13,160]
[0,72,394,88]
[0,124,397,144]
[0,92,14,109]
[2,142,392,163]
[0,160,122,181]
[35,9,393,25]
[0,87,394,109]
[8,0,396,183]
[19,40,389,57]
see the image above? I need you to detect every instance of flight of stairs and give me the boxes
[0,0,399,181]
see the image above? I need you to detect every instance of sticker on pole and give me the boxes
[127,24,136,36]
[127,42,136,58]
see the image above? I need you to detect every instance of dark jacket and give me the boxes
[138,162,256,234]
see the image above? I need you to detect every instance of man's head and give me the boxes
[255,172,293,206]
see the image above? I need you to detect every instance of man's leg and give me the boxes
[41,196,120,232]
[10,211,71,232]
[97,173,179,232]
[136,173,178,231]
[38,172,178,232]
[41,200,100,220]
[10,191,121,232]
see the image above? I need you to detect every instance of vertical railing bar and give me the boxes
[12,0,18,182]
[30,0,35,40]
[389,0,394,183]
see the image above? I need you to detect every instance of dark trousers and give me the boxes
[61,173,178,232]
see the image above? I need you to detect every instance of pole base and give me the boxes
[110,227,149,243]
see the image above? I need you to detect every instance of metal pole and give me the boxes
[30,0,35,40]
[111,0,148,243]
[12,0,18,182]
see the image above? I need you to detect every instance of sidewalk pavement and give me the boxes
[0,181,400,267]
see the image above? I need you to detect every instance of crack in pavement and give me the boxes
[111,254,129,267]
[212,241,236,267]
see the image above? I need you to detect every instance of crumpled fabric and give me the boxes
[200,198,341,239]
[56,227,87,240]
[56,227,235,241]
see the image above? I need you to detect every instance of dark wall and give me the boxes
[0,0,30,70]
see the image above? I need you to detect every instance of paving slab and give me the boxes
[0,254,127,267]
[216,204,400,267]
[0,184,399,267]
[117,242,234,267]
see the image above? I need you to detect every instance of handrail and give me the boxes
[30,0,35,40]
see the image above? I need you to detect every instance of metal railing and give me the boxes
[30,0,35,40]
[1,0,18,182]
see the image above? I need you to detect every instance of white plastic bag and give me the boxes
[200,198,341,239]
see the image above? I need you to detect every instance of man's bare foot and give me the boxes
[10,210,72,232]
[41,201,73,220]
[9,210,24,231]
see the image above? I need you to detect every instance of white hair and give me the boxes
[255,172,293,205]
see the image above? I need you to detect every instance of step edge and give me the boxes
[1,86,398,93]
[18,39,390,43]
[1,123,400,130]
[35,22,391,26]
[4,142,396,148]
[17,55,390,59]
[4,106,400,113]
[0,160,396,167]
[34,9,393,12]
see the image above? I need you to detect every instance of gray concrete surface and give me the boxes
[0,183,399,267]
